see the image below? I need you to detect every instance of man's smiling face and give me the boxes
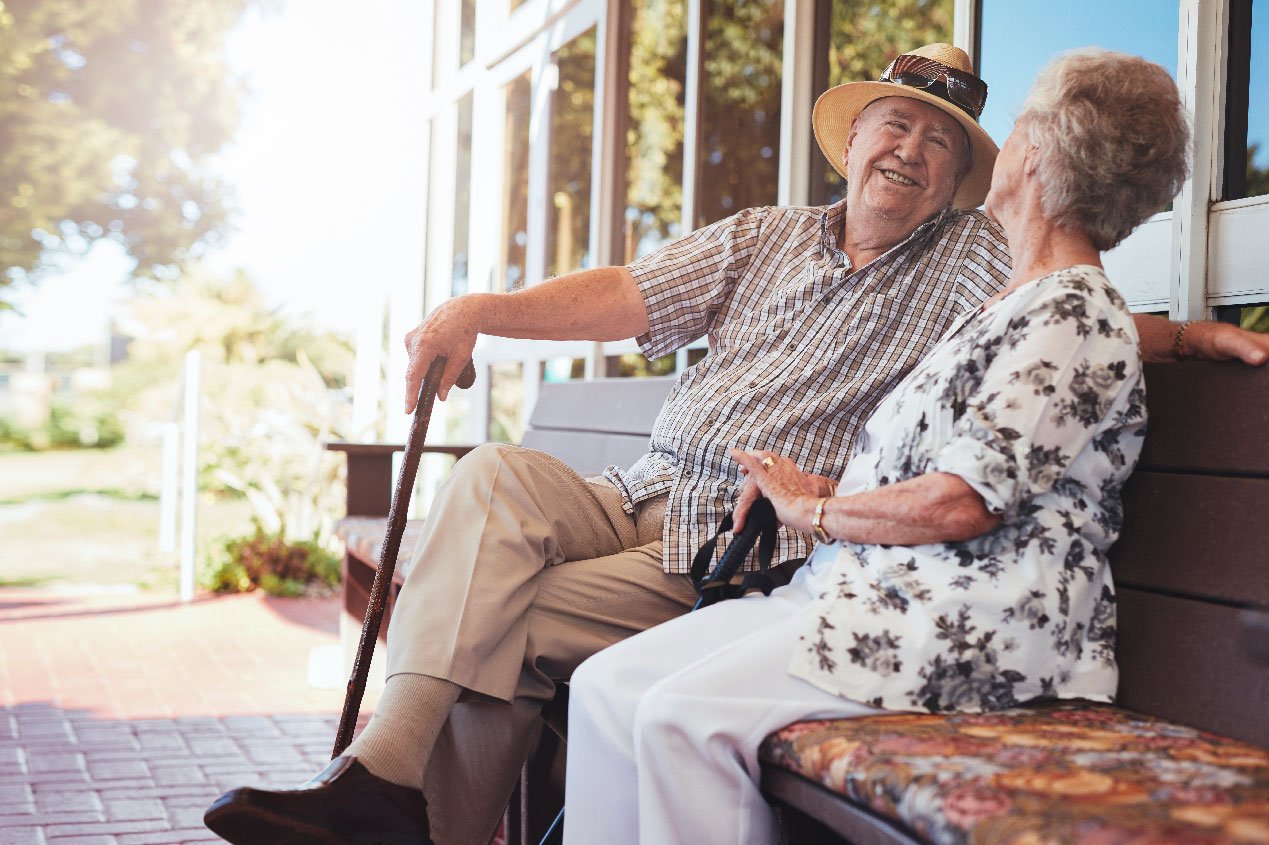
[843,96,969,232]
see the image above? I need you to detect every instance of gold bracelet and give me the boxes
[812,497,832,544]
[1173,321,1191,361]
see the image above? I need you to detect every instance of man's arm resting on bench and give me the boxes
[403,266,650,409]
[1132,312,1269,365]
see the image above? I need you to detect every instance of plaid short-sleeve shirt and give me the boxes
[602,199,1011,573]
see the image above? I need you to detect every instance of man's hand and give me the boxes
[403,296,485,411]
[1181,320,1269,366]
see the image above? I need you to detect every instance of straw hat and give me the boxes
[813,43,998,210]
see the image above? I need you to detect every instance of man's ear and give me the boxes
[842,116,862,170]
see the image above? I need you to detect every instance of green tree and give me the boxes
[626,0,688,256]
[117,268,355,549]
[1246,142,1269,199]
[0,0,256,305]
[818,0,954,202]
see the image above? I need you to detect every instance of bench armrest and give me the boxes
[326,441,479,517]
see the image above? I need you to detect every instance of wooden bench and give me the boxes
[327,375,676,844]
[759,361,1269,844]
[330,363,1269,844]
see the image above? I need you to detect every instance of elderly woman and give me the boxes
[563,49,1190,845]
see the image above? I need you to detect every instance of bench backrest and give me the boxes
[515,366,1269,746]
[1111,361,1269,746]
[520,377,676,476]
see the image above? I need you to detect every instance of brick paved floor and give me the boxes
[0,588,382,845]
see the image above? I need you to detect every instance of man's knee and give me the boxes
[451,441,520,482]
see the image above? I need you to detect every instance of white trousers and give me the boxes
[564,569,883,845]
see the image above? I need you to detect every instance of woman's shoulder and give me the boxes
[990,265,1139,355]
[1023,265,1134,326]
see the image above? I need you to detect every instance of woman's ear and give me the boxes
[1023,144,1041,178]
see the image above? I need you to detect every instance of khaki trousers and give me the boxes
[385,443,697,845]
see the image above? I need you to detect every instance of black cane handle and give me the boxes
[332,356,450,758]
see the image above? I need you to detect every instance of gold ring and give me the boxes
[761,456,776,468]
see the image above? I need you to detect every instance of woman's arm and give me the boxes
[730,450,1000,545]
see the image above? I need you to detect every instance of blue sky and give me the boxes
[978,0,1180,146]
[979,0,1268,171]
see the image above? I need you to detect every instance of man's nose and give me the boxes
[894,134,923,163]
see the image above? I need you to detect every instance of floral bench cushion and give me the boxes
[759,701,1269,845]
[334,516,422,578]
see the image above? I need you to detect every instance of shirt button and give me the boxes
[682,469,693,478]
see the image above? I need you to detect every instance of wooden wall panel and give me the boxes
[1116,588,1269,747]
[1113,472,1269,605]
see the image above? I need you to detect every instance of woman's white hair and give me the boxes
[1018,48,1191,250]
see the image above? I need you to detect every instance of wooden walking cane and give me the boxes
[332,356,475,758]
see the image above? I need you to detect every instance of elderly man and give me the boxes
[206,43,1269,845]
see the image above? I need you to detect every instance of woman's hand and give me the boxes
[729,449,823,534]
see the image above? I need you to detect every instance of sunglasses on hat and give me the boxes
[880,54,988,120]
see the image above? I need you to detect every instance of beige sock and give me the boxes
[344,672,460,791]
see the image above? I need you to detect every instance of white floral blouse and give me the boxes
[788,266,1146,713]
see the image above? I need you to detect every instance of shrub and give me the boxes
[202,523,340,598]
[0,404,125,451]
[0,416,33,451]
[44,403,126,449]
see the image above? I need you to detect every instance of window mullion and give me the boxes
[778,0,815,207]
[954,0,980,65]
[1171,0,1226,321]
[680,0,705,235]
[526,49,552,288]
[593,2,629,268]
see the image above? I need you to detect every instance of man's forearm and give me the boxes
[472,266,649,342]
[1132,313,1180,363]
[1131,312,1269,365]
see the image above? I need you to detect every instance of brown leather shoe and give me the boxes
[203,755,432,844]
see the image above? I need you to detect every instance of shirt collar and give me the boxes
[817,199,959,260]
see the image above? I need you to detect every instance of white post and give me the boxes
[778,0,815,208]
[1171,0,1223,321]
[158,422,180,553]
[179,350,202,603]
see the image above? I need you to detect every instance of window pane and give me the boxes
[696,0,783,228]
[626,0,687,261]
[500,70,532,291]
[460,0,476,67]
[604,353,677,377]
[811,0,954,205]
[1245,0,1269,197]
[488,362,525,442]
[452,93,474,298]
[1240,306,1269,333]
[546,29,596,278]
[543,356,587,382]
[978,1,1178,150]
